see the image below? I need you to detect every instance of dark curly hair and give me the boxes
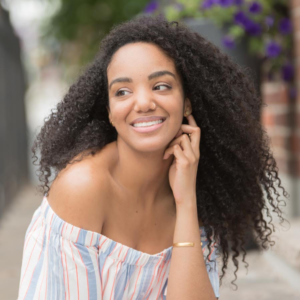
[32,13,289,290]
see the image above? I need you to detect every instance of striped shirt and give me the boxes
[17,196,220,299]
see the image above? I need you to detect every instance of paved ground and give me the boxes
[1,184,300,300]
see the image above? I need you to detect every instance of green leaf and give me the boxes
[164,6,181,22]
[228,25,245,39]
[248,38,264,56]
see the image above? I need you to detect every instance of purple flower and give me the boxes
[249,2,262,14]
[234,12,261,36]
[234,0,244,5]
[144,1,158,13]
[218,0,234,7]
[246,21,261,36]
[266,41,281,58]
[234,11,248,25]
[279,18,292,35]
[282,63,294,81]
[265,16,274,28]
[222,36,235,49]
[201,0,216,9]
[202,0,235,9]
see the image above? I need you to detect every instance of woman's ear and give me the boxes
[106,105,111,121]
[184,98,192,116]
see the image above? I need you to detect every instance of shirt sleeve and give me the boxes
[17,208,103,300]
[163,228,220,299]
[202,238,220,299]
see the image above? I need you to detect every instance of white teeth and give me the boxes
[133,119,164,127]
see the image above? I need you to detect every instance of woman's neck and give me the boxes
[110,138,174,209]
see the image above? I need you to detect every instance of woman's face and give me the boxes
[106,42,190,152]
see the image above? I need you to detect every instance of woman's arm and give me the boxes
[166,197,218,300]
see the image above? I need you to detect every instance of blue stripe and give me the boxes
[75,243,98,300]
[114,264,129,300]
[77,229,87,245]
[24,225,47,300]
[136,261,157,299]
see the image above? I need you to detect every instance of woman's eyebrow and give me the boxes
[109,70,176,90]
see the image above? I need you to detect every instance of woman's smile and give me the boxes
[130,118,166,133]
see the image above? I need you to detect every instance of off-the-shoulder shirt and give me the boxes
[17,196,220,299]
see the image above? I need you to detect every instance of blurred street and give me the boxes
[1,1,300,299]
[1,185,300,300]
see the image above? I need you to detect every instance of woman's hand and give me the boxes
[163,114,201,206]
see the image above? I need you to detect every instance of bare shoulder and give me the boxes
[47,152,111,234]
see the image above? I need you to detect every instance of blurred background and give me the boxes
[0,0,299,299]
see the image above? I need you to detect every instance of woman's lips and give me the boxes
[130,119,165,133]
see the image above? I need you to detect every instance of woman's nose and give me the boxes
[133,89,156,111]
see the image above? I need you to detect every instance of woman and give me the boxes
[18,14,288,300]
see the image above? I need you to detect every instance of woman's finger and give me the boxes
[167,125,200,158]
[164,134,197,161]
[185,114,201,157]
[164,144,189,165]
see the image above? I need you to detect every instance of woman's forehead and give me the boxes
[107,42,176,77]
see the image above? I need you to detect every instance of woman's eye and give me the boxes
[154,84,171,91]
[115,85,171,97]
[115,90,130,97]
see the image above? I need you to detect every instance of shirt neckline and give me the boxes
[41,196,205,266]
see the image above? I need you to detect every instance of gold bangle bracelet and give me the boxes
[173,242,195,247]
[172,242,203,247]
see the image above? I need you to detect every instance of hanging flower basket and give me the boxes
[143,0,296,100]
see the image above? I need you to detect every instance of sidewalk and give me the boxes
[0,184,42,300]
[1,184,300,300]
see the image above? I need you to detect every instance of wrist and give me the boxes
[175,195,197,210]
[175,199,198,223]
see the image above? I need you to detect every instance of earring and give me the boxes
[184,109,191,117]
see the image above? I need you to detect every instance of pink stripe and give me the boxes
[117,245,123,259]
[142,256,164,300]
[63,239,70,300]
[76,228,80,243]
[123,251,140,293]
[76,245,90,300]
[102,268,110,298]
[156,254,166,283]
[37,264,45,300]
[50,213,54,225]
[109,260,122,300]
[69,240,80,300]
[23,216,40,253]
[94,249,103,295]
[61,237,67,300]
[102,239,118,296]
[70,226,74,239]
[90,232,94,246]
[99,237,108,249]
[209,242,216,260]
[155,259,171,299]
[38,226,51,299]
[135,253,142,265]
[22,226,46,300]
[123,248,130,262]
[130,265,143,300]
[101,240,117,298]
[21,225,44,285]
[62,224,70,300]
